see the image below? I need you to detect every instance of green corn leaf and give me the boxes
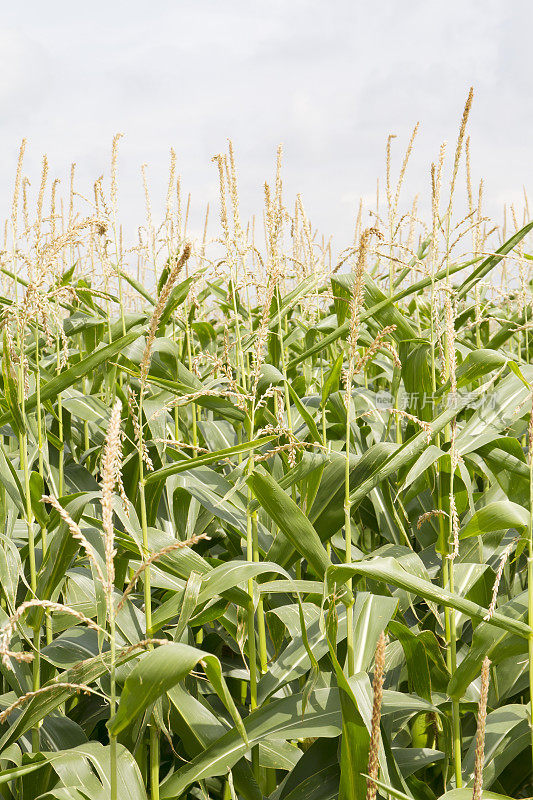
[108,643,247,746]
[327,557,531,639]
[247,469,332,579]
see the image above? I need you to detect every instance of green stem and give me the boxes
[184,308,198,448]
[139,472,152,637]
[245,401,260,781]
[253,511,268,674]
[21,399,39,750]
[34,328,52,647]
[448,562,462,787]
[150,720,160,800]
[138,394,155,785]
[109,612,118,800]
[56,335,64,497]
[246,497,259,782]
[344,385,355,677]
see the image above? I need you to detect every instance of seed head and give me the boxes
[101,398,123,607]
[472,657,491,800]
[366,632,386,800]
[140,243,192,386]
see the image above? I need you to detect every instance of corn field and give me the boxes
[1,98,533,799]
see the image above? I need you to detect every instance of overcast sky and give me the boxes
[1,0,532,250]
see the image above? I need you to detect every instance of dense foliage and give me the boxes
[1,121,533,799]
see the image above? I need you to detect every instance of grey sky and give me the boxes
[1,0,532,251]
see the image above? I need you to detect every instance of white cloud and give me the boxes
[0,0,532,250]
